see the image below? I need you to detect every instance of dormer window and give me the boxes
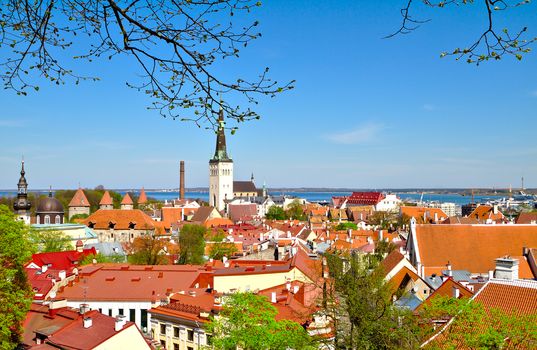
[129,222,136,230]
[109,221,116,230]
[88,222,95,228]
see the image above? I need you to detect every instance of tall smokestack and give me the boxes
[180,161,185,200]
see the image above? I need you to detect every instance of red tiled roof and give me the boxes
[414,224,537,275]
[417,278,474,311]
[99,191,113,206]
[27,249,97,271]
[516,212,537,224]
[468,205,505,223]
[401,206,447,223]
[82,209,156,231]
[121,193,133,205]
[57,265,203,302]
[68,188,90,207]
[381,250,406,276]
[228,203,257,222]
[473,279,537,315]
[347,192,384,206]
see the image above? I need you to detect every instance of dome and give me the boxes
[36,196,64,213]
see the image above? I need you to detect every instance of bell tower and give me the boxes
[13,159,31,224]
[209,108,234,212]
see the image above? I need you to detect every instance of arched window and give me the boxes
[36,216,40,224]
[55,215,61,224]
[44,215,50,224]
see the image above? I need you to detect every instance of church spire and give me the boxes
[212,106,231,162]
[14,158,31,221]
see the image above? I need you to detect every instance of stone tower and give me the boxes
[13,159,31,224]
[68,188,91,219]
[209,108,233,212]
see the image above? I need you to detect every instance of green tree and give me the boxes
[0,205,35,349]
[30,229,72,252]
[285,200,306,221]
[420,296,537,349]
[334,222,358,231]
[177,224,206,265]
[68,213,89,222]
[324,252,421,349]
[265,206,286,220]
[207,292,313,350]
[79,253,125,265]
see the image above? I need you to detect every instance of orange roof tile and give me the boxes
[99,191,113,206]
[468,204,504,223]
[82,209,156,231]
[417,278,474,311]
[204,218,233,228]
[401,206,447,223]
[68,188,90,207]
[414,224,537,275]
[121,193,133,205]
[473,280,537,315]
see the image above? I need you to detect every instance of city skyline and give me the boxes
[1,1,536,189]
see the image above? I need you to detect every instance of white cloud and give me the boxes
[0,119,25,127]
[325,123,385,145]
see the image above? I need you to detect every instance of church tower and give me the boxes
[13,159,31,224]
[209,108,234,212]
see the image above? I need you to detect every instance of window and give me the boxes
[174,344,179,350]
[141,309,148,330]
[108,309,112,316]
[44,215,50,224]
[187,329,194,341]
[160,340,166,348]
[130,309,136,323]
[55,215,61,224]
[187,346,193,350]
[173,327,179,338]
[118,308,124,315]
[160,324,167,335]
[36,216,40,224]
[206,334,213,346]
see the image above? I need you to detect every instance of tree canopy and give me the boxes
[207,292,313,350]
[0,0,292,129]
[128,233,171,265]
[0,205,35,349]
[29,229,72,252]
[177,224,206,264]
[387,0,535,64]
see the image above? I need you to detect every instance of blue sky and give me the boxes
[1,1,536,189]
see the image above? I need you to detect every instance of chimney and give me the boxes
[488,270,494,279]
[434,212,438,222]
[271,292,277,303]
[293,285,299,294]
[41,265,48,273]
[493,205,499,215]
[79,303,90,315]
[494,257,519,280]
[286,282,291,291]
[180,161,185,200]
[452,287,460,298]
[115,315,127,331]
[58,270,66,280]
[446,261,453,277]
[378,230,383,241]
[83,317,92,328]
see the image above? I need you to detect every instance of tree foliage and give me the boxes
[30,229,72,252]
[324,252,421,349]
[177,224,206,265]
[128,234,169,265]
[207,292,313,350]
[79,252,125,265]
[420,296,537,349]
[0,0,292,128]
[207,231,238,260]
[334,222,358,231]
[265,205,286,220]
[0,205,35,349]
[387,0,536,64]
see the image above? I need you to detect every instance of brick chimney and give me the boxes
[180,161,185,200]
[83,317,92,328]
[494,256,519,280]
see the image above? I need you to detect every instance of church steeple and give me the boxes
[211,108,231,162]
[13,159,31,224]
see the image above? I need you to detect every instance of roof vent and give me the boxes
[83,317,92,328]
[131,277,141,282]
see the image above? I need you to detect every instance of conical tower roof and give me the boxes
[121,193,133,205]
[69,188,90,207]
[99,191,113,206]
[138,188,148,204]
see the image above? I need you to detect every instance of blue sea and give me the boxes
[0,190,502,205]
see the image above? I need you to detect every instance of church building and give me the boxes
[13,160,32,224]
[209,108,234,212]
